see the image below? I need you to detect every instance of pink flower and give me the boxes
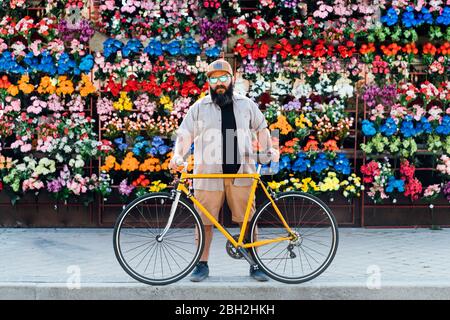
[20,144,32,153]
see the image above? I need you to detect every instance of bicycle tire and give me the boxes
[113,192,205,286]
[249,191,338,284]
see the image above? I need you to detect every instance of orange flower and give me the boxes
[359,43,375,55]
[269,115,293,135]
[139,157,160,172]
[18,75,34,94]
[121,152,140,172]
[37,76,56,95]
[7,84,19,96]
[438,42,450,55]
[380,43,402,56]
[323,139,339,152]
[56,76,74,96]
[402,43,418,55]
[79,74,96,97]
[285,137,299,147]
[423,43,437,55]
[100,155,117,172]
[304,136,319,151]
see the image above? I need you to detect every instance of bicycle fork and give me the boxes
[156,190,181,242]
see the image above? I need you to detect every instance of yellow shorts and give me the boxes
[194,178,256,226]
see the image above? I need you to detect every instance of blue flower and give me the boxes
[0,51,25,74]
[416,117,433,135]
[114,138,128,152]
[181,37,201,56]
[402,6,418,28]
[400,116,417,137]
[292,153,310,172]
[362,120,377,137]
[436,115,450,135]
[152,136,164,148]
[164,40,181,56]
[381,7,399,26]
[261,161,280,175]
[310,153,332,174]
[144,38,163,56]
[23,52,40,74]
[122,39,143,57]
[436,6,450,26]
[57,52,76,75]
[37,51,57,75]
[205,46,221,58]
[103,38,124,58]
[334,154,351,175]
[78,54,94,73]
[278,155,292,171]
[386,176,405,193]
[380,118,398,137]
[417,7,433,25]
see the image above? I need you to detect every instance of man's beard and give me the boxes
[211,83,234,108]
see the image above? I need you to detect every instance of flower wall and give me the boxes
[1,1,450,224]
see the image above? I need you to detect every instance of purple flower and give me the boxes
[362,84,397,108]
[282,100,302,111]
[199,17,228,44]
[444,181,450,201]
[47,179,63,193]
[119,179,135,197]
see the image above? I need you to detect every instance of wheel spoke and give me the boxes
[251,193,338,283]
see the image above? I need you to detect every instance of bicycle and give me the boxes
[113,155,339,285]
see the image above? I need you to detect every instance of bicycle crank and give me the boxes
[226,235,243,259]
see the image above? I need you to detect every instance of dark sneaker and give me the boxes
[190,262,209,282]
[250,265,269,282]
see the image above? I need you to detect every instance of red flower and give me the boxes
[106,77,122,97]
[399,159,415,180]
[233,38,250,58]
[360,161,381,182]
[404,178,422,201]
[123,77,139,92]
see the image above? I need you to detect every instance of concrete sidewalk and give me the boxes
[0,228,449,300]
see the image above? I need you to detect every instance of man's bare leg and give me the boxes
[196,225,214,261]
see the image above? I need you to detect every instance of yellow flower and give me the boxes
[319,172,340,192]
[268,181,281,191]
[160,95,173,112]
[113,92,133,111]
[149,180,168,192]
[295,114,312,128]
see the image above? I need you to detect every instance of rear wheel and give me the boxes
[249,191,338,284]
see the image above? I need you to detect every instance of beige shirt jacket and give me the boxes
[176,92,268,191]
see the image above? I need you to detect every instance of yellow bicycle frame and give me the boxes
[176,172,296,249]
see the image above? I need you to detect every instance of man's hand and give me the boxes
[169,154,184,171]
[267,147,280,163]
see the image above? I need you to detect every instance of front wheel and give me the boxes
[249,192,338,284]
[113,192,205,285]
